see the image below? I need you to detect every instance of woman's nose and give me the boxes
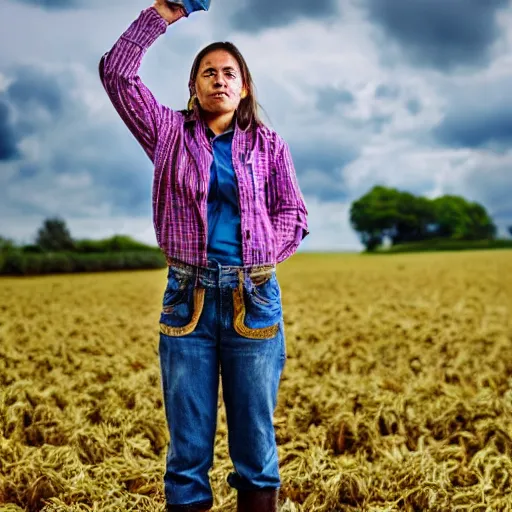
[214,75,227,87]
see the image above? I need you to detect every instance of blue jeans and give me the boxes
[158,257,286,507]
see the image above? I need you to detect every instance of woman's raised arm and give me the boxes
[99,3,185,162]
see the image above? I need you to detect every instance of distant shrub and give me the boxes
[73,235,160,254]
[0,250,167,276]
[21,244,45,253]
[374,238,512,254]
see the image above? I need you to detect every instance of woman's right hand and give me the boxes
[152,0,187,24]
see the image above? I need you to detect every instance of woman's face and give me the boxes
[194,49,246,117]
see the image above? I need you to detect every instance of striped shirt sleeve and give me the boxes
[268,139,310,263]
[98,7,171,162]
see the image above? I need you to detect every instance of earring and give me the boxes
[240,90,248,99]
[187,94,197,111]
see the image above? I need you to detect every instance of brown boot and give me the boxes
[167,499,213,512]
[236,488,278,512]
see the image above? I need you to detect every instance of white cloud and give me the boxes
[302,196,362,251]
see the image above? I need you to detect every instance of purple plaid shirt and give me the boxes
[99,7,309,267]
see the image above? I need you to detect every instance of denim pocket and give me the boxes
[162,267,191,309]
[160,266,205,337]
[247,272,281,314]
[233,269,282,339]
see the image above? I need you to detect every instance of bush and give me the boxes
[21,244,45,253]
[374,238,512,254]
[74,235,160,254]
[0,250,167,276]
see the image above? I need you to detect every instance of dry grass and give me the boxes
[1,250,511,511]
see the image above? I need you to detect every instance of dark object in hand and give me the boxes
[166,0,211,15]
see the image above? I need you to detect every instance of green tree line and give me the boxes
[350,186,511,252]
[0,217,167,275]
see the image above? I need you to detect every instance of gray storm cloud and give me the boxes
[1,64,153,218]
[0,101,20,161]
[8,0,83,9]
[434,78,512,149]
[365,0,509,70]
[0,66,67,162]
[229,0,339,33]
[316,87,355,114]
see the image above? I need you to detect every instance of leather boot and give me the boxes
[236,488,279,512]
[166,499,213,512]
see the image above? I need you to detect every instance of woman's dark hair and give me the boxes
[187,41,263,131]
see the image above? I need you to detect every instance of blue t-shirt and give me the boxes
[206,127,243,265]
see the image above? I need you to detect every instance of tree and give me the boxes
[349,186,400,251]
[466,202,496,239]
[35,217,75,251]
[508,226,512,237]
[0,236,16,252]
[350,186,496,251]
[393,192,436,244]
[432,196,496,240]
[350,186,436,250]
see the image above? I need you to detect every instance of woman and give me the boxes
[99,1,309,511]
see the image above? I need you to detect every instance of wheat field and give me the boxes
[1,250,511,512]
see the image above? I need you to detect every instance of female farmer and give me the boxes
[99,1,309,510]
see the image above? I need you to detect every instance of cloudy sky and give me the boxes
[1,0,512,251]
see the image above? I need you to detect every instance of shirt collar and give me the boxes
[206,124,235,140]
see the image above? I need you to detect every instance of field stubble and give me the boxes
[0,250,511,511]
